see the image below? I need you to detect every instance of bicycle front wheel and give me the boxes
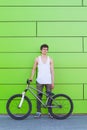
[6,94,32,120]
[48,94,73,120]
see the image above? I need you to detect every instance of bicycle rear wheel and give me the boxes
[48,94,73,120]
[6,94,32,120]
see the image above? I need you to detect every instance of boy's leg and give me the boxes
[45,84,52,94]
[45,84,53,118]
[36,82,44,113]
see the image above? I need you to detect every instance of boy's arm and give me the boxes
[50,58,54,89]
[29,58,38,81]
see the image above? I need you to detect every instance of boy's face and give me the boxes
[41,47,48,55]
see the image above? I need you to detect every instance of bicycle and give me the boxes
[6,80,73,120]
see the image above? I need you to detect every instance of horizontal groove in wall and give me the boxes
[0,6,83,7]
[0,36,84,40]
[0,83,83,85]
[0,99,86,100]
[0,99,36,100]
[0,67,87,69]
[1,20,87,22]
[0,21,36,22]
[0,52,85,53]
[36,35,87,37]
[0,36,36,38]
[0,36,87,38]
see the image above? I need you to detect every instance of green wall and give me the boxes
[0,0,87,114]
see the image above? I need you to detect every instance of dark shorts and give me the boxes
[36,82,51,94]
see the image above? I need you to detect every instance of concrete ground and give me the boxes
[0,115,87,130]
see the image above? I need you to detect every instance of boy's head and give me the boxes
[40,44,49,50]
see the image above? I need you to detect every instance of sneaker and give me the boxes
[34,112,41,118]
[48,113,53,119]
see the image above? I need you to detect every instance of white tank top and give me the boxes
[36,56,52,84]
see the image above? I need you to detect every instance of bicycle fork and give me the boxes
[18,91,25,108]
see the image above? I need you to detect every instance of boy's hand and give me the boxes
[51,84,54,89]
[29,78,33,81]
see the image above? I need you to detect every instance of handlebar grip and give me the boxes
[27,79,32,84]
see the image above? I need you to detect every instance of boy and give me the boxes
[30,44,54,118]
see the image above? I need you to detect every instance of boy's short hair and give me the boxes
[40,44,49,50]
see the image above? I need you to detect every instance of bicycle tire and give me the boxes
[6,94,32,120]
[48,94,73,120]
